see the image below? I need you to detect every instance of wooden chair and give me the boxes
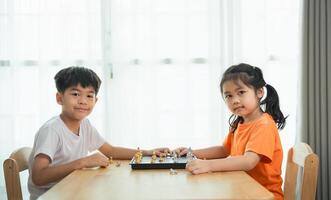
[3,147,32,200]
[284,142,319,200]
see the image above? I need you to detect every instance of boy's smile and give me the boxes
[56,84,98,131]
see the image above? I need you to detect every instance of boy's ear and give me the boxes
[56,92,63,105]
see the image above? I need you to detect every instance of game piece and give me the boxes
[150,151,157,163]
[109,156,113,164]
[115,162,121,167]
[159,156,165,162]
[151,151,157,160]
[171,151,178,163]
[186,147,195,161]
[134,147,143,163]
[169,168,178,175]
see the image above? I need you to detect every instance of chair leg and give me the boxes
[3,158,23,200]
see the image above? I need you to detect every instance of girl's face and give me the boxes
[222,79,264,123]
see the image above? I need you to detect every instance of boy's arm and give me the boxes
[186,151,261,174]
[98,143,137,159]
[31,153,109,186]
[98,142,170,159]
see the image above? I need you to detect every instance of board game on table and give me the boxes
[129,155,190,169]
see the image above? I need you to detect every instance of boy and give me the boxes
[28,66,169,200]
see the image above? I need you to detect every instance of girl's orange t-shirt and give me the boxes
[223,113,284,200]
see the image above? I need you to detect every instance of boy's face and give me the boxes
[56,84,98,122]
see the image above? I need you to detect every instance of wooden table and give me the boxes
[39,160,274,200]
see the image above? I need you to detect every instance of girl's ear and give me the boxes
[56,92,63,105]
[257,87,264,99]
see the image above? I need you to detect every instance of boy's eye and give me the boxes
[224,94,231,99]
[87,94,95,98]
[71,92,79,96]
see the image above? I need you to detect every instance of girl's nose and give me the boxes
[232,96,240,104]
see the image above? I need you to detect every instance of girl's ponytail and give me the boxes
[261,84,286,129]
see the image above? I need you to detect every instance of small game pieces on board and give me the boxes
[130,149,194,170]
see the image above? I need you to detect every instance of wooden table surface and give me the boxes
[39,160,274,200]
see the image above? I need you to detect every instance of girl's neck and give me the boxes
[60,114,81,135]
[242,108,263,123]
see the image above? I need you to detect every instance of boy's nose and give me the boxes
[78,97,88,104]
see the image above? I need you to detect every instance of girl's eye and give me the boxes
[71,92,79,96]
[87,95,95,98]
[238,90,246,95]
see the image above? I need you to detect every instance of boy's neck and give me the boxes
[60,114,81,135]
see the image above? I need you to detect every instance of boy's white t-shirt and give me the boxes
[28,115,105,200]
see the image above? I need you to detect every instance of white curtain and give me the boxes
[104,0,233,149]
[104,0,301,156]
[0,0,107,156]
[0,1,107,197]
[0,0,301,196]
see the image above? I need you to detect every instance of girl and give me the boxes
[175,63,286,200]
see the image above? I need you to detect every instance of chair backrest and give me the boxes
[284,142,319,200]
[3,147,32,200]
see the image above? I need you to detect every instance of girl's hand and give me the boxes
[186,159,212,175]
[82,153,110,168]
[172,147,188,157]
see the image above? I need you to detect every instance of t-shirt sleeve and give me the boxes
[222,132,232,152]
[245,123,276,163]
[33,126,60,163]
[86,120,106,152]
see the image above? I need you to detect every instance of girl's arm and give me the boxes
[175,146,229,159]
[31,153,109,186]
[186,151,260,175]
[193,146,230,159]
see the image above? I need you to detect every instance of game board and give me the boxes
[129,156,190,169]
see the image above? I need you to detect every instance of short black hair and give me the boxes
[54,66,102,95]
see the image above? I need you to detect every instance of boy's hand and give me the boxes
[185,159,211,175]
[172,147,188,157]
[145,148,171,157]
[82,153,110,168]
